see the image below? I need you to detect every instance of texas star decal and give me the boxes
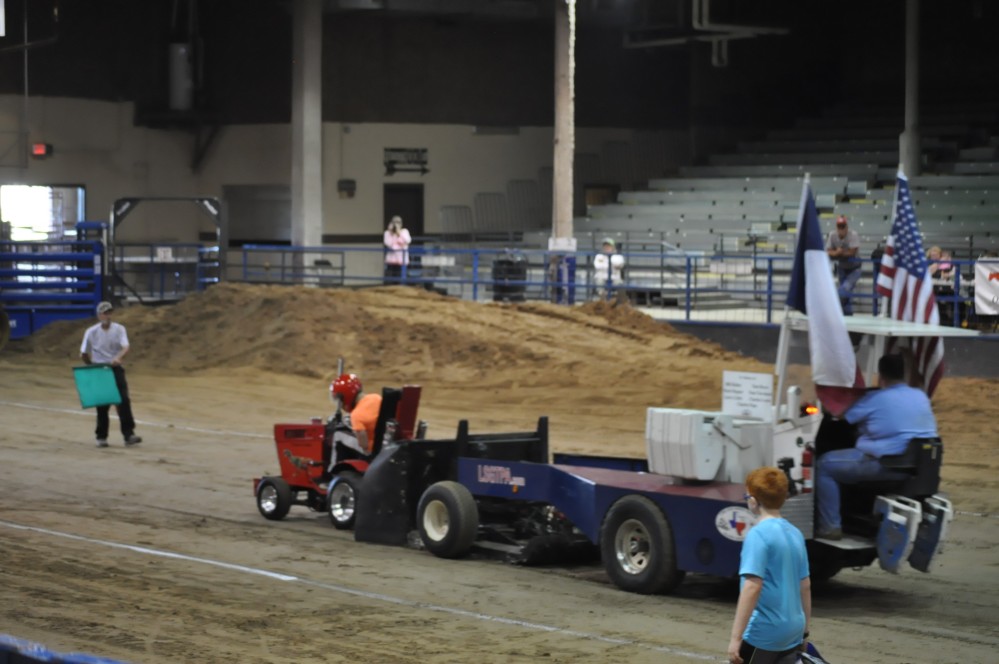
[715,506,758,542]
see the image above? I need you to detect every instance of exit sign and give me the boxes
[31,143,54,158]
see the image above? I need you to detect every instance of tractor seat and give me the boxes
[841,437,943,538]
[868,437,943,499]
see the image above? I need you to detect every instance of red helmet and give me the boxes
[330,373,362,411]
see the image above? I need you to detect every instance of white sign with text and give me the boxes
[722,371,773,421]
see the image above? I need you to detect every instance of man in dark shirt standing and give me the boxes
[826,215,861,315]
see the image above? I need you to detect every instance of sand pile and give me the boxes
[25,283,767,411]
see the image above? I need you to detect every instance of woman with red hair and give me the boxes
[727,467,812,664]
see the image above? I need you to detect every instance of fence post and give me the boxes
[472,251,479,301]
[684,255,693,320]
[766,257,774,324]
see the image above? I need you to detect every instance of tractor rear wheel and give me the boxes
[417,481,479,558]
[600,494,685,594]
[327,471,362,530]
[257,477,293,520]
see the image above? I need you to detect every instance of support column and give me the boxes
[550,0,577,304]
[291,0,323,251]
[899,0,921,177]
[552,0,575,243]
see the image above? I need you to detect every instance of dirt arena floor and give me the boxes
[2,284,998,663]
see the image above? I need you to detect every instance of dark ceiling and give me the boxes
[1,1,997,129]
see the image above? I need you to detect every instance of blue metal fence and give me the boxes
[0,240,104,339]
[228,244,980,327]
[1,239,982,338]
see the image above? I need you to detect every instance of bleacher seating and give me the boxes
[581,99,999,265]
[737,137,955,154]
[709,151,897,167]
[435,100,999,306]
[507,180,547,231]
[678,163,879,179]
[474,193,512,236]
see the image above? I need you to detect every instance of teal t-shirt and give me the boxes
[740,517,809,651]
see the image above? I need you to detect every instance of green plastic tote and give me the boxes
[73,365,122,409]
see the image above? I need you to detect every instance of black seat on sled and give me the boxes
[871,437,943,499]
[840,437,943,538]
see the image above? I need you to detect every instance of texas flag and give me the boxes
[785,181,864,415]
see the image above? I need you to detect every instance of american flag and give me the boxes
[875,173,945,396]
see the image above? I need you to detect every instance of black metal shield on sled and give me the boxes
[353,441,412,546]
[354,436,456,546]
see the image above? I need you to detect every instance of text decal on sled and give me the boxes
[477,464,526,487]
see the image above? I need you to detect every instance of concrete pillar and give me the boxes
[551,0,575,244]
[291,0,323,249]
[899,0,921,177]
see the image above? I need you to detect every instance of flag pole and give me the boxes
[774,173,811,422]
[873,165,905,364]
[878,165,905,320]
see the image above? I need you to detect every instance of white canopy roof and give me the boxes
[784,313,981,338]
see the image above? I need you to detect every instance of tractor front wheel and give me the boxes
[417,481,479,558]
[257,477,293,521]
[327,471,362,530]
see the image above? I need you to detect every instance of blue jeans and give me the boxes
[816,448,908,532]
[836,266,862,315]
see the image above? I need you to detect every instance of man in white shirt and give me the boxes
[593,238,625,300]
[80,301,142,448]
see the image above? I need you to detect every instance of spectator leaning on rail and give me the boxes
[815,353,938,540]
[927,246,954,282]
[328,373,382,467]
[592,238,625,300]
[383,215,412,284]
[728,466,811,664]
[80,301,142,448]
[825,215,861,315]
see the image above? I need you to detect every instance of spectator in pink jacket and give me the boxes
[383,215,412,284]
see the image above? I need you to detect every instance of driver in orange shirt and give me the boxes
[329,373,382,462]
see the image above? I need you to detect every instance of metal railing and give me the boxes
[0,240,104,338]
[88,242,990,329]
[111,243,219,302]
[240,244,345,286]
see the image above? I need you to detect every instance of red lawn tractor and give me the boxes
[253,384,423,529]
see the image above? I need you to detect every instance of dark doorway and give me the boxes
[384,184,424,240]
[584,183,620,208]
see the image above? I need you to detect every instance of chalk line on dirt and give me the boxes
[0,519,720,661]
[0,400,270,439]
